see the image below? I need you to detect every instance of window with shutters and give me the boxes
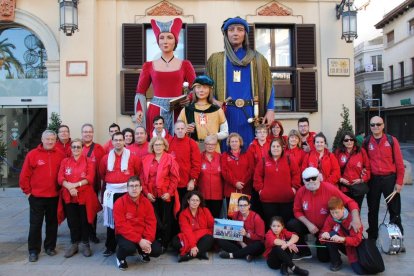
[254,24,317,112]
[121,23,206,115]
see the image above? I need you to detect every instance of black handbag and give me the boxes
[349,182,369,197]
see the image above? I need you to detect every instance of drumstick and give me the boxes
[385,191,396,201]
[385,191,397,204]
[297,244,327,248]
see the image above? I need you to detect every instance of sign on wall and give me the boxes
[328,58,350,76]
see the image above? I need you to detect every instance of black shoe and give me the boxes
[29,252,38,262]
[292,265,309,276]
[103,249,114,257]
[89,234,100,244]
[329,261,342,272]
[177,253,192,263]
[45,249,57,256]
[280,263,289,275]
[292,251,312,261]
[117,258,128,271]
[140,253,150,263]
[197,252,209,260]
[218,251,230,259]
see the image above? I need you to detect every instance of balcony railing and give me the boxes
[382,74,414,94]
[355,65,383,75]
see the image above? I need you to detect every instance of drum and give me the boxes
[378,222,403,254]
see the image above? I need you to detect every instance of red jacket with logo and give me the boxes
[177,207,214,255]
[102,139,114,154]
[264,228,296,258]
[285,146,306,168]
[114,193,157,243]
[365,134,405,185]
[247,139,270,163]
[230,210,265,244]
[19,144,66,197]
[198,152,223,200]
[168,136,201,189]
[56,139,72,157]
[293,181,359,230]
[254,154,301,203]
[221,151,255,197]
[82,142,105,191]
[99,151,142,184]
[127,142,150,159]
[320,211,362,263]
[302,132,317,151]
[302,149,341,186]
[334,147,371,193]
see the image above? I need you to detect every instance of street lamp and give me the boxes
[59,0,79,36]
[336,0,358,43]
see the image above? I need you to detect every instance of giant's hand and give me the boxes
[262,110,275,127]
[136,111,144,124]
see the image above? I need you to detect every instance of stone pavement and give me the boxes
[1,144,413,276]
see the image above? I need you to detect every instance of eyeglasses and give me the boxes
[304,176,318,182]
[343,138,355,142]
[370,123,383,127]
[71,145,82,149]
[238,204,249,208]
[205,143,217,146]
[154,143,164,147]
[128,185,141,189]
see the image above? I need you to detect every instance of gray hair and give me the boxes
[81,123,94,131]
[42,129,57,138]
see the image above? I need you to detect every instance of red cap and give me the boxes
[151,18,182,45]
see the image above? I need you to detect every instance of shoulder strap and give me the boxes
[363,134,371,151]
[87,142,95,158]
[386,134,395,164]
[340,152,352,176]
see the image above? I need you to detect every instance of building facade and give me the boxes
[0,0,356,183]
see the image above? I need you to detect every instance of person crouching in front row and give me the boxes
[320,197,365,274]
[113,176,162,271]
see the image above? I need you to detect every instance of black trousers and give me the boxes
[250,189,264,220]
[153,197,174,248]
[205,200,223,218]
[65,203,89,244]
[105,192,126,251]
[286,218,329,262]
[345,192,365,211]
[116,234,162,260]
[262,202,294,228]
[217,239,264,259]
[28,196,59,254]
[266,246,294,269]
[172,234,214,255]
[367,174,403,239]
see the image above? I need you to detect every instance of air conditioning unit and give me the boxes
[365,64,374,72]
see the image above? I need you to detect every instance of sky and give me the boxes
[354,0,406,45]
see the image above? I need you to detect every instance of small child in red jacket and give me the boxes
[264,216,309,275]
[320,196,365,274]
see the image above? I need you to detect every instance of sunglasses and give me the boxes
[343,138,355,142]
[370,123,383,127]
[304,176,318,182]
[71,145,82,149]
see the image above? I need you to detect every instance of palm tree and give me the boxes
[0,38,24,79]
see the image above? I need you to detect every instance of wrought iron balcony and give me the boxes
[382,74,414,94]
[355,65,383,75]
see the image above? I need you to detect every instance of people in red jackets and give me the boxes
[114,176,162,271]
[172,191,214,262]
[221,133,255,203]
[297,117,316,152]
[301,132,341,186]
[168,120,201,204]
[99,132,142,257]
[198,135,224,218]
[267,120,288,147]
[122,127,135,146]
[285,129,306,168]
[56,125,72,157]
[149,115,172,140]
[320,197,364,274]
[218,196,265,262]
[127,125,150,159]
[334,131,371,209]
[102,123,120,153]
[254,138,301,225]
[286,167,361,262]
[58,138,101,258]
[81,123,106,243]
[365,116,405,240]
[19,130,66,262]
[264,216,308,276]
[140,136,180,251]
